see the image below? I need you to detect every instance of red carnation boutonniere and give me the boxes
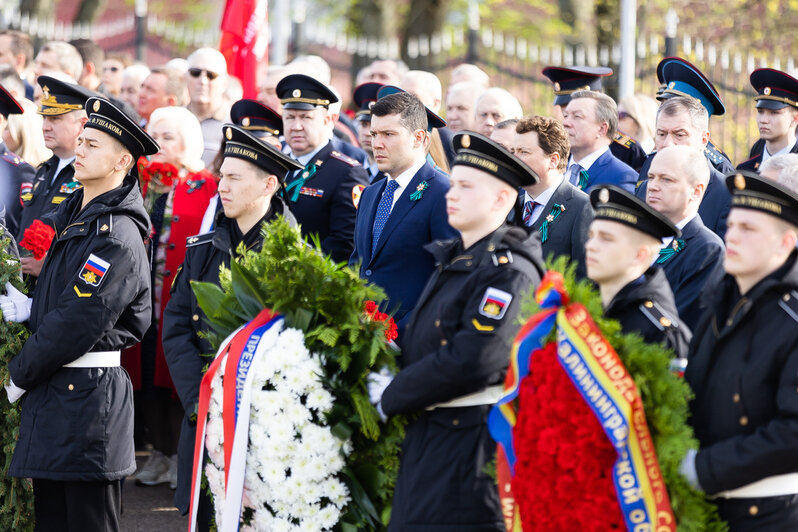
[19,219,56,260]
[364,300,399,341]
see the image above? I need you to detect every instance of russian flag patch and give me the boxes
[79,253,111,287]
[478,287,513,320]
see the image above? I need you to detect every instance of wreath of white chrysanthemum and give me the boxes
[205,323,351,531]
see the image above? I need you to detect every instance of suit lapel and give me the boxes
[369,165,431,264]
[531,180,569,231]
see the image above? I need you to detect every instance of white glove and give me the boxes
[679,449,701,490]
[0,282,32,322]
[5,377,25,403]
[367,368,394,406]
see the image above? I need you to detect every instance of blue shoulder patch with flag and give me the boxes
[479,287,512,320]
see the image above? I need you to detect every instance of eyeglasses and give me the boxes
[188,68,221,81]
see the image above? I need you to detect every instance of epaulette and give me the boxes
[613,133,635,148]
[186,232,215,247]
[1,150,23,166]
[778,290,798,323]
[96,213,113,235]
[638,300,678,331]
[704,144,725,165]
[330,150,360,167]
[490,248,513,267]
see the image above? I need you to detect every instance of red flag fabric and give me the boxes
[219,0,269,99]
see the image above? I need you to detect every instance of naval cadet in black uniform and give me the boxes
[0,97,158,531]
[542,65,648,172]
[162,124,301,524]
[276,74,369,262]
[737,68,798,172]
[17,76,95,277]
[586,185,691,358]
[369,131,545,531]
[683,171,798,531]
[653,56,735,175]
[0,82,34,238]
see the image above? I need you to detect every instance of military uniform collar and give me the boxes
[291,140,329,167]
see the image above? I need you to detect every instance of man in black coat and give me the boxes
[737,68,798,172]
[162,124,301,524]
[17,76,95,277]
[369,132,544,531]
[635,96,732,239]
[683,171,798,531]
[644,145,725,329]
[276,74,369,262]
[586,185,691,358]
[0,98,158,531]
[511,115,593,277]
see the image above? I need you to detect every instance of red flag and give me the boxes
[219,0,269,99]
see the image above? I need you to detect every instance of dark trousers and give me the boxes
[33,479,121,532]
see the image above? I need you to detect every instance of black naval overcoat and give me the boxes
[381,226,544,532]
[8,175,151,481]
[686,252,798,531]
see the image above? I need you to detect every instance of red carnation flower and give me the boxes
[19,219,56,260]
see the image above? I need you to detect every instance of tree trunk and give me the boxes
[401,0,450,70]
[73,0,106,24]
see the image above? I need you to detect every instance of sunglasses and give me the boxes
[188,68,221,80]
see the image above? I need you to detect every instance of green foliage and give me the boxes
[191,217,405,531]
[0,237,34,531]
[519,256,727,532]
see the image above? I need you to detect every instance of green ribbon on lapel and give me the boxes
[577,170,589,190]
[539,203,565,243]
[284,162,318,202]
[656,239,685,264]
[409,180,429,201]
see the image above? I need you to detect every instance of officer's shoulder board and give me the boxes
[1,150,23,166]
[330,150,361,167]
[704,145,725,165]
[613,132,635,149]
[638,299,678,331]
[186,232,214,248]
[778,290,798,324]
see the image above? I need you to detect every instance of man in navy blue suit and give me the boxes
[645,145,724,329]
[350,91,457,332]
[562,90,637,193]
[635,96,731,238]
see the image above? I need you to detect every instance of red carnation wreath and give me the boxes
[19,219,56,260]
[137,157,179,194]
[513,343,624,531]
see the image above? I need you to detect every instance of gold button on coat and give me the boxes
[192,314,200,321]
[749,505,758,516]
[739,416,749,426]
[68,384,74,391]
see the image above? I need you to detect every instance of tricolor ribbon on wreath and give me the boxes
[188,308,282,532]
[487,272,676,532]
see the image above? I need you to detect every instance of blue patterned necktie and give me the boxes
[372,179,400,255]
[568,163,583,187]
[522,199,535,226]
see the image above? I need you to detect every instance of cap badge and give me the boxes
[42,87,50,101]
[368,101,375,110]
[764,87,772,95]
[292,89,301,98]
[225,127,232,140]
[241,117,250,127]
[93,100,100,112]
[461,134,471,149]
[668,81,676,89]
[734,173,746,190]
[598,188,610,203]
[553,82,560,91]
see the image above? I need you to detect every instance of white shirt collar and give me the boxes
[660,214,696,251]
[291,141,328,167]
[762,142,794,164]
[525,176,563,207]
[569,145,610,171]
[385,159,426,209]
